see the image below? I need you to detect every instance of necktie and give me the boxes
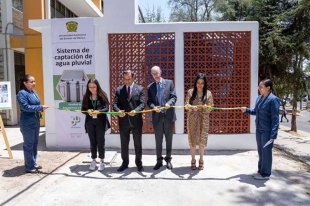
[157,82,162,106]
[127,86,130,99]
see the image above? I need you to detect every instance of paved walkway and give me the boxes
[1,125,309,169]
[1,126,310,206]
[276,125,310,166]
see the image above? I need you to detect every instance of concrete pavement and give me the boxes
[276,125,310,166]
[1,126,310,206]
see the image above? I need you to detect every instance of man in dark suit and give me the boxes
[147,66,177,170]
[113,70,145,172]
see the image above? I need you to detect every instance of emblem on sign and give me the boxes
[66,21,78,32]
[71,116,81,126]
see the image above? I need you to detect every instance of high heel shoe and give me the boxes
[198,160,204,170]
[191,160,197,170]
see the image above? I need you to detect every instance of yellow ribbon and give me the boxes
[48,105,242,116]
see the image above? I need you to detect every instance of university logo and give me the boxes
[66,21,78,32]
[71,116,81,126]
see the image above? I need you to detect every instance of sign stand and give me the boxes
[0,113,13,159]
[0,82,13,158]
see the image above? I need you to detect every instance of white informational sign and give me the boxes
[0,82,12,110]
[51,18,95,147]
[51,18,94,43]
[52,42,95,73]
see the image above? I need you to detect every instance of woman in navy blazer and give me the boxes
[17,75,48,173]
[241,79,280,180]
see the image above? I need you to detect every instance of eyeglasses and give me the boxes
[151,72,160,76]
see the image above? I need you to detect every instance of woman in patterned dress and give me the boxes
[185,73,213,170]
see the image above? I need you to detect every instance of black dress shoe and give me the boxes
[35,165,42,169]
[153,162,163,170]
[166,162,173,170]
[137,165,144,172]
[117,165,128,172]
[26,169,40,173]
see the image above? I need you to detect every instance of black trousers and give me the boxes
[86,118,106,159]
[119,125,143,167]
[153,113,174,162]
[281,114,289,122]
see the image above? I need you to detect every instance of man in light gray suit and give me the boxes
[147,66,177,170]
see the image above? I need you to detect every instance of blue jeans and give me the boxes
[20,121,40,172]
[256,130,274,177]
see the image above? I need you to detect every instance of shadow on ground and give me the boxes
[53,164,270,190]
[2,166,26,177]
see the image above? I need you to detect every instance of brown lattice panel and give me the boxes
[184,32,251,134]
[109,33,175,133]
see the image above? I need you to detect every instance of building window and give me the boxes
[12,0,23,11]
[50,0,78,18]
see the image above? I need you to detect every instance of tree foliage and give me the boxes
[215,0,253,21]
[216,0,310,132]
[168,0,310,131]
[168,0,221,22]
[139,5,166,23]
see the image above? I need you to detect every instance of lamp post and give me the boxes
[4,22,14,81]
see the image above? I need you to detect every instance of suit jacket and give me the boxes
[147,78,177,125]
[81,96,110,133]
[246,92,280,139]
[112,83,145,128]
[17,88,43,124]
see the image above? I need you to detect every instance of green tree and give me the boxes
[139,5,166,23]
[305,64,310,98]
[168,0,221,22]
[217,0,310,132]
[282,0,310,130]
[273,78,291,107]
[215,0,253,21]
